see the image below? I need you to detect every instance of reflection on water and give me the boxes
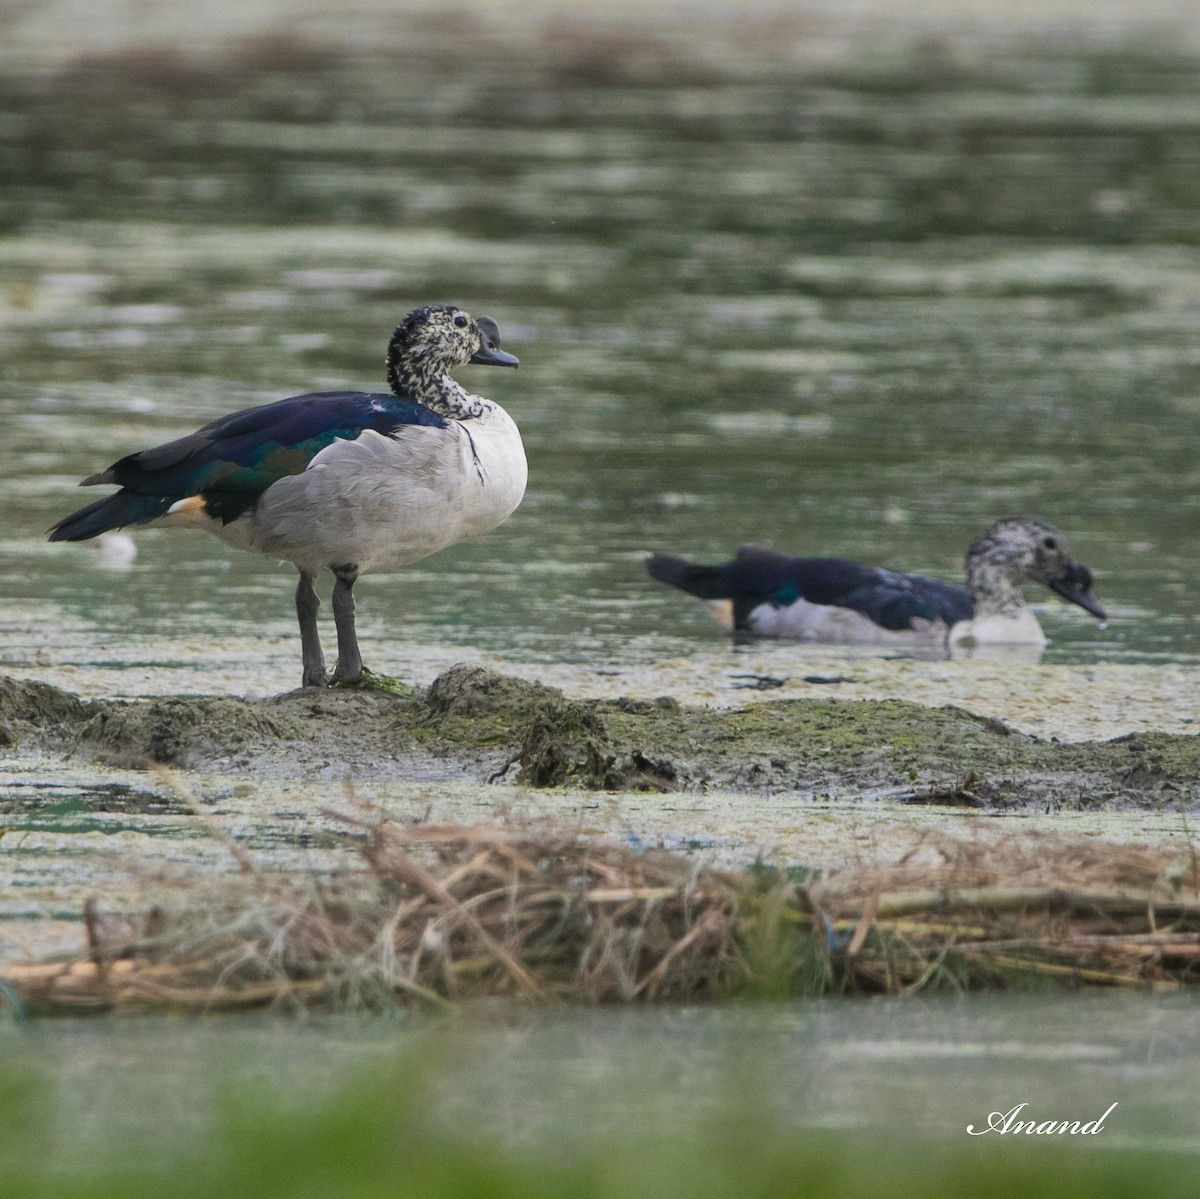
[2,35,1200,681]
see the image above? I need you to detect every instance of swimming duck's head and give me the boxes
[386,305,518,394]
[967,517,1107,621]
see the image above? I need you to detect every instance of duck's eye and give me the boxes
[1042,536,1058,550]
[453,314,469,329]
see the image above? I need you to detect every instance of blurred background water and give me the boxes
[6,994,1200,1158]
[3,4,1200,684]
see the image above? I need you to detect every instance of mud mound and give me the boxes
[1,669,1198,810]
[515,701,621,788]
[423,667,678,789]
[0,673,94,744]
[426,663,561,719]
[424,665,626,787]
[80,698,303,768]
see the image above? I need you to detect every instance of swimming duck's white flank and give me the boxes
[647,517,1106,649]
[50,304,528,688]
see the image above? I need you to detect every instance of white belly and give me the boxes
[209,407,527,574]
[741,598,948,647]
[703,596,1046,653]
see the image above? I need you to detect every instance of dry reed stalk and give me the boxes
[4,824,1200,1015]
[367,838,544,999]
[804,832,1200,993]
[156,765,257,874]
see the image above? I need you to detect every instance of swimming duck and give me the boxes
[50,304,527,687]
[646,517,1106,649]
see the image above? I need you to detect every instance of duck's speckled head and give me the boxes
[386,305,518,397]
[966,517,1107,621]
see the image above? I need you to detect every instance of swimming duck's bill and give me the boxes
[1048,564,1107,622]
[469,315,519,368]
[470,345,519,367]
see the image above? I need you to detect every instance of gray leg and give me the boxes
[331,564,363,683]
[295,570,327,688]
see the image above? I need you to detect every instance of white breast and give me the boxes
[223,403,527,574]
[948,609,1046,648]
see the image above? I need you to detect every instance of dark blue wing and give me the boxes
[94,391,449,499]
[50,391,452,541]
[723,546,974,630]
[829,567,974,629]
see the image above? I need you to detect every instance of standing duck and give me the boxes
[50,304,527,688]
[646,517,1106,649]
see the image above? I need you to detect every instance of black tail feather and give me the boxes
[645,553,731,600]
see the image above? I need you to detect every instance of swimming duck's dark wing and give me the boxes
[829,567,974,630]
[648,544,973,631]
[50,392,449,541]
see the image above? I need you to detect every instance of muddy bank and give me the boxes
[3,665,1198,812]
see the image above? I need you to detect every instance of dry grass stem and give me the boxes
[4,823,1199,1015]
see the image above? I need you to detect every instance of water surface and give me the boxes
[3,993,1199,1158]
[3,39,1200,682]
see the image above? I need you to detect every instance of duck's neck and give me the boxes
[386,354,485,419]
[965,558,1027,618]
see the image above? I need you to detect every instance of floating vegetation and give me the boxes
[4,820,1199,1016]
